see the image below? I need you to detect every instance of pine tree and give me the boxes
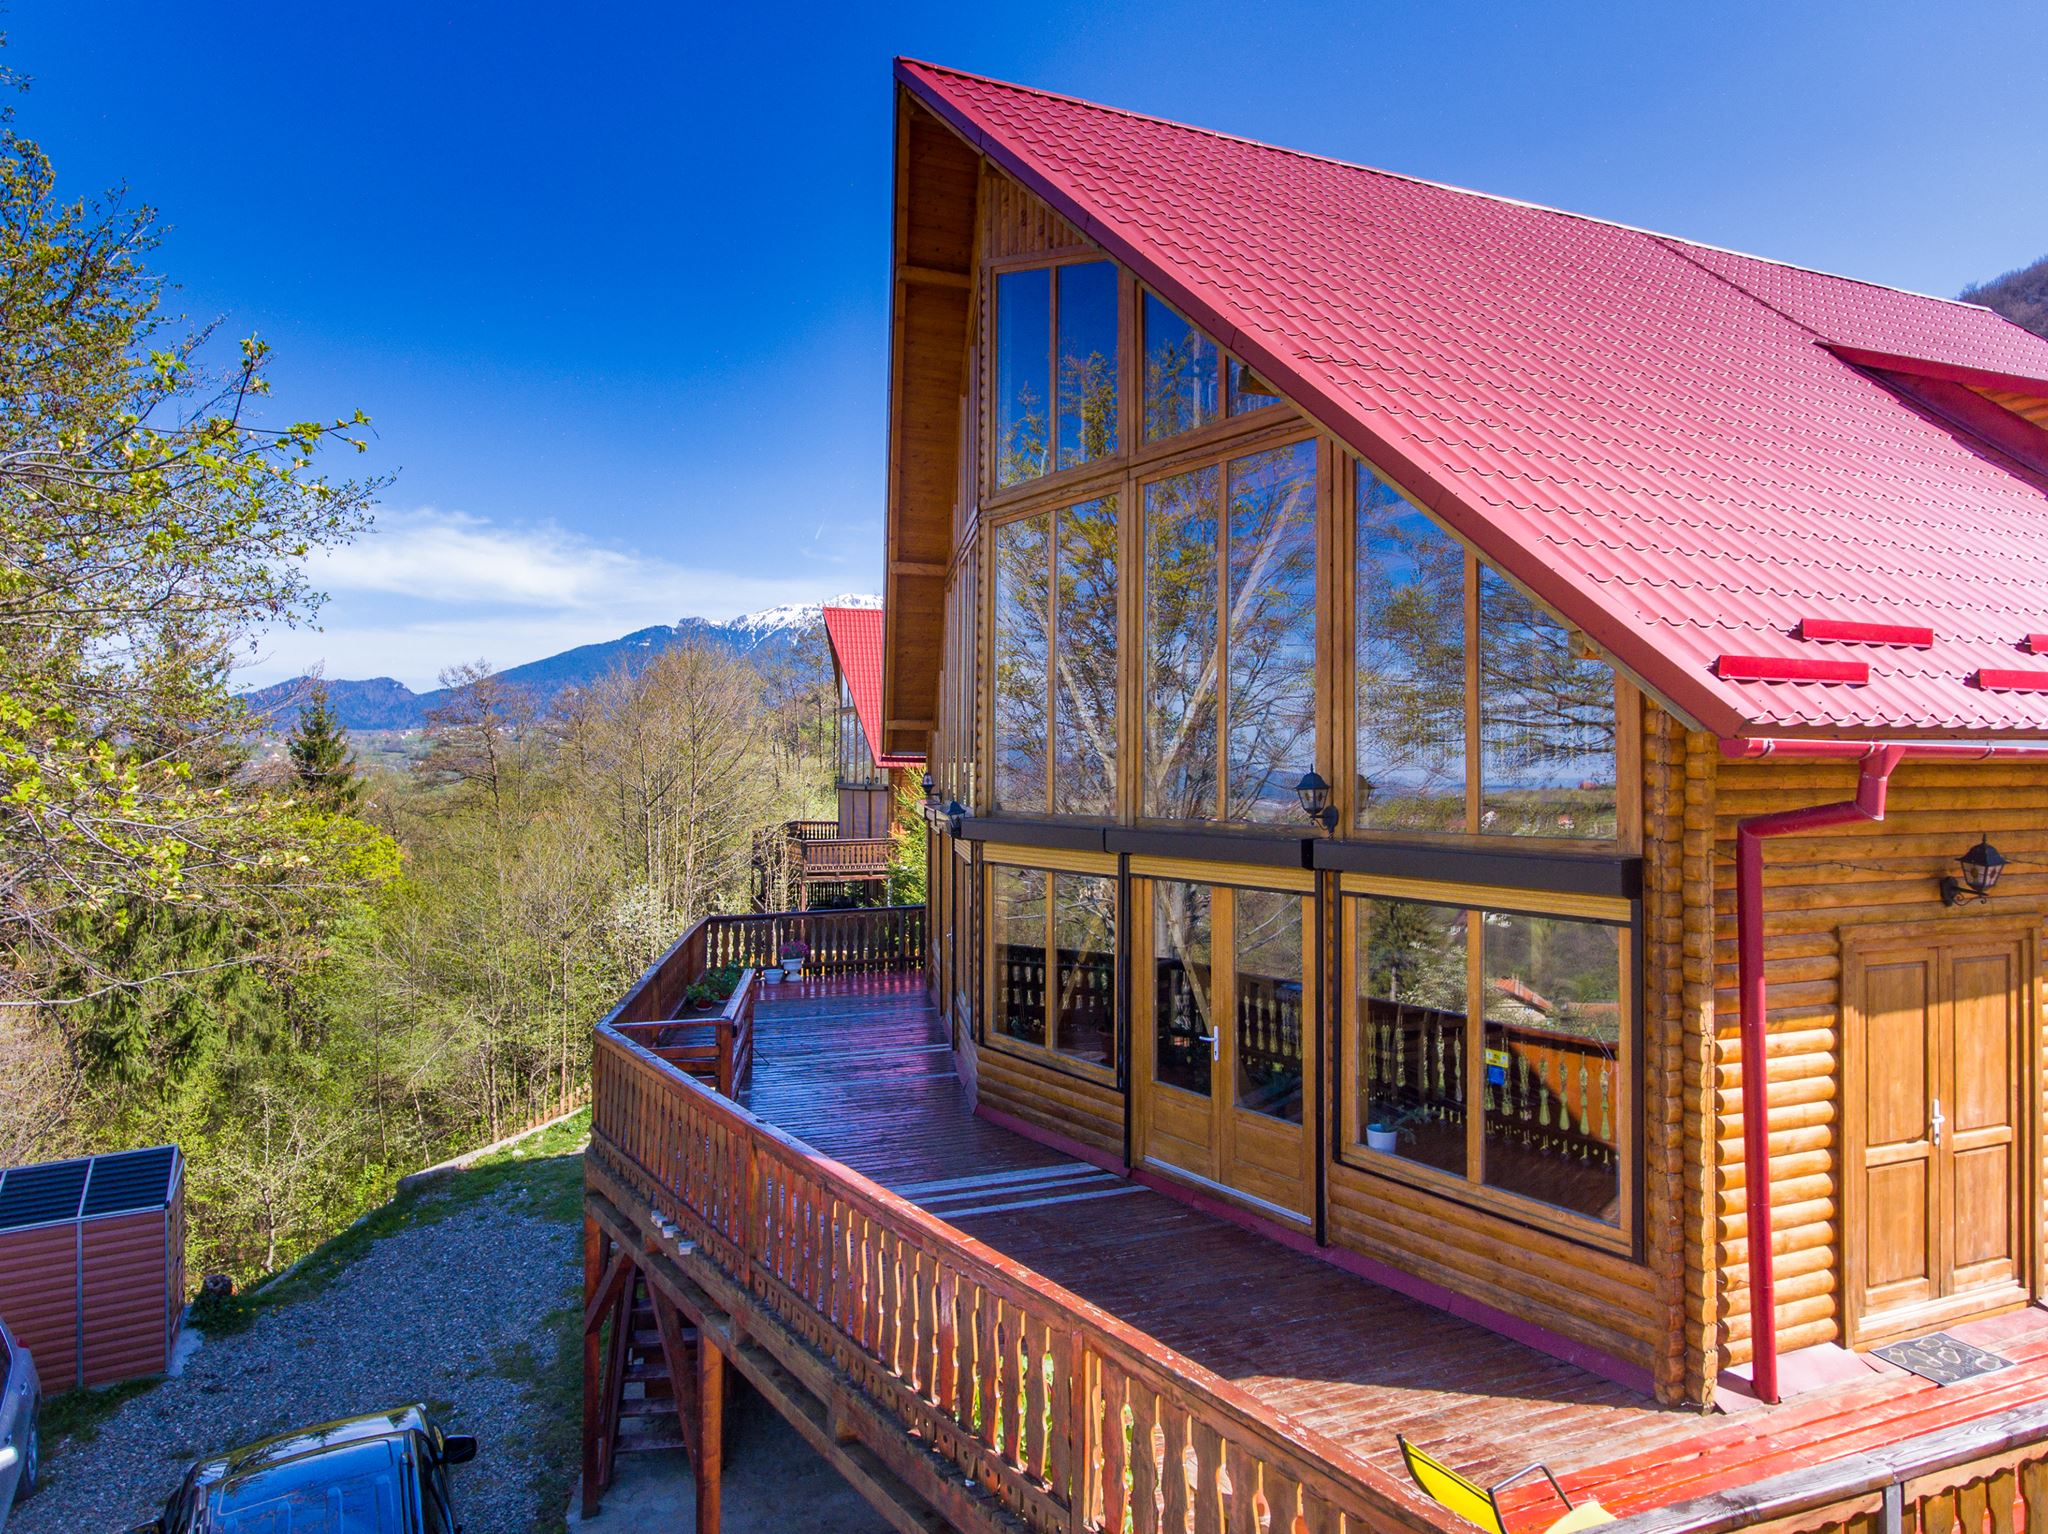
[288,683,362,811]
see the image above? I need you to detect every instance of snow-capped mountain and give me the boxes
[243,595,879,731]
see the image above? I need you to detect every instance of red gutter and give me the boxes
[1719,736,2048,1404]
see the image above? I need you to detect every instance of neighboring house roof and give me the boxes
[823,605,924,769]
[896,60,2048,739]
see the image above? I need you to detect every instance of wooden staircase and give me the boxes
[612,1275,691,1457]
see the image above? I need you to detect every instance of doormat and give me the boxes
[1872,1332,2012,1385]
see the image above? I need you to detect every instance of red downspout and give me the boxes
[1719,736,2048,1404]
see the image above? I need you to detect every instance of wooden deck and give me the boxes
[745,975,2048,1521]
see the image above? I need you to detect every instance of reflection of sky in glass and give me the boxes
[992,514,1049,811]
[1144,467,1221,818]
[995,268,1050,487]
[1057,263,1119,470]
[1226,441,1316,822]
[1143,293,1220,442]
[1229,356,1283,416]
[1053,496,1117,816]
[1478,567,1617,838]
[1356,463,1466,830]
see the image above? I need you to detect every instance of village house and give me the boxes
[584,60,2048,1534]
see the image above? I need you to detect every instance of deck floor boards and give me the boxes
[743,974,2048,1516]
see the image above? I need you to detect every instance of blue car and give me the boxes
[127,1405,476,1533]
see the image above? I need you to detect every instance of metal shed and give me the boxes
[0,1145,185,1390]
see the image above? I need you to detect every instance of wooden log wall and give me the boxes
[1709,749,2048,1371]
[976,1045,1125,1160]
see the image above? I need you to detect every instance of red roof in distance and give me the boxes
[898,60,2048,740]
[823,605,924,770]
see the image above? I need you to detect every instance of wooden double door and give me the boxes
[1843,926,2035,1345]
[1132,874,1317,1224]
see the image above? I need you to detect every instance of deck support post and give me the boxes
[580,1214,607,1517]
[696,1333,726,1534]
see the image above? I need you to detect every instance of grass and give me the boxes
[195,1108,591,1334]
[37,1376,160,1446]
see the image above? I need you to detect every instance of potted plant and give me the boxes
[779,939,810,979]
[1365,1102,1427,1154]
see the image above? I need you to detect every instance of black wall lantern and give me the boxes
[943,800,967,839]
[1940,836,2008,907]
[921,770,937,805]
[1294,770,1338,835]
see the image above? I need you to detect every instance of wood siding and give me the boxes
[1711,752,2048,1371]
[978,1043,1126,1160]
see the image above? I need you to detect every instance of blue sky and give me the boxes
[12,2,2046,688]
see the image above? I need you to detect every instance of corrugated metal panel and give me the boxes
[80,1212,168,1387]
[78,1145,177,1219]
[0,1223,79,1386]
[897,60,2048,738]
[824,605,925,769]
[0,1158,88,1231]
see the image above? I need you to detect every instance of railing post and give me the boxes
[1069,1333,1098,1533]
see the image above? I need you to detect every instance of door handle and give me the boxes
[1931,1097,1945,1147]
[1196,1030,1218,1061]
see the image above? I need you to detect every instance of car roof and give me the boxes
[207,1436,411,1531]
[191,1404,431,1491]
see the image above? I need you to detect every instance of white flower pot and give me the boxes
[1365,1126,1398,1154]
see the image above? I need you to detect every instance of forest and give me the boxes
[0,56,893,1287]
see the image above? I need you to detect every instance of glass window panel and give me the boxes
[1225,441,1318,823]
[1152,879,1213,1095]
[1355,464,1467,830]
[1056,262,1119,471]
[1481,911,1623,1223]
[1477,568,1618,839]
[1052,872,1117,1067]
[1142,293,1220,442]
[1228,356,1282,416]
[995,267,1052,488]
[992,513,1050,812]
[1356,899,1469,1175]
[1143,467,1221,818]
[1052,496,1118,816]
[1234,889,1304,1122]
[993,867,1048,1047]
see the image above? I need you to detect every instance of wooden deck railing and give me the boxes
[794,835,895,880]
[704,905,923,973]
[1606,1399,2048,1534]
[590,1021,1441,1534]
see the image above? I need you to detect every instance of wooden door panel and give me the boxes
[1952,1145,2013,1283]
[1853,955,1938,1333]
[1864,959,1932,1149]
[1946,948,2021,1294]
[1864,1161,1934,1306]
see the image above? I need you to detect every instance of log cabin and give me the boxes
[584,60,2048,1534]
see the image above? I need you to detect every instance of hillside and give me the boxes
[1963,252,2048,340]
[244,595,874,730]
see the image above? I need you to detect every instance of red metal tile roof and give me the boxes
[823,605,924,769]
[899,60,2048,739]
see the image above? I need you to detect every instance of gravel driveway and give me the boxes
[13,1177,581,1534]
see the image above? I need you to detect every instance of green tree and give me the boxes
[287,683,363,811]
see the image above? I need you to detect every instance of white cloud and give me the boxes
[243,506,874,691]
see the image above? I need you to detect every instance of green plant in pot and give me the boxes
[1364,1100,1430,1154]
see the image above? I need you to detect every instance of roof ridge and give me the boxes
[897,58,1996,319]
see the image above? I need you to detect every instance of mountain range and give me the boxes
[243,595,876,731]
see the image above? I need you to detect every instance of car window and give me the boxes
[420,1462,454,1534]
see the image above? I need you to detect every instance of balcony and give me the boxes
[584,909,2048,1534]
[753,819,896,910]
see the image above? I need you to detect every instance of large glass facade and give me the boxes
[1142,441,1317,822]
[996,261,1120,490]
[991,514,1050,812]
[1353,460,1618,841]
[1142,293,1221,442]
[1348,894,1627,1230]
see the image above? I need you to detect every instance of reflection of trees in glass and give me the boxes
[994,867,1047,1046]
[1361,899,1467,1012]
[1143,294,1220,442]
[1056,263,1118,470]
[1225,443,1316,822]
[1228,357,1283,416]
[1152,879,1213,1094]
[1234,888,1303,1122]
[1144,467,1221,818]
[1357,898,1469,1174]
[1355,466,1466,830]
[1052,498,1117,815]
[1478,569,1617,839]
[995,268,1051,488]
[992,515,1049,811]
[1052,872,1116,1066]
[1481,912,1621,1042]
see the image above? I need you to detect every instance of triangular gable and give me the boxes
[824,605,923,771]
[893,59,2048,740]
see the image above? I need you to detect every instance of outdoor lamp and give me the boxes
[1941,836,2008,907]
[944,800,967,839]
[921,770,937,805]
[1294,770,1338,834]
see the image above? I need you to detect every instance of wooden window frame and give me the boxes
[981,843,1121,1088]
[1133,425,1324,829]
[1335,870,1640,1257]
[1337,452,1643,856]
[985,250,1126,503]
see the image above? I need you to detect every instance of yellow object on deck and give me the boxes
[1397,1436,1616,1534]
